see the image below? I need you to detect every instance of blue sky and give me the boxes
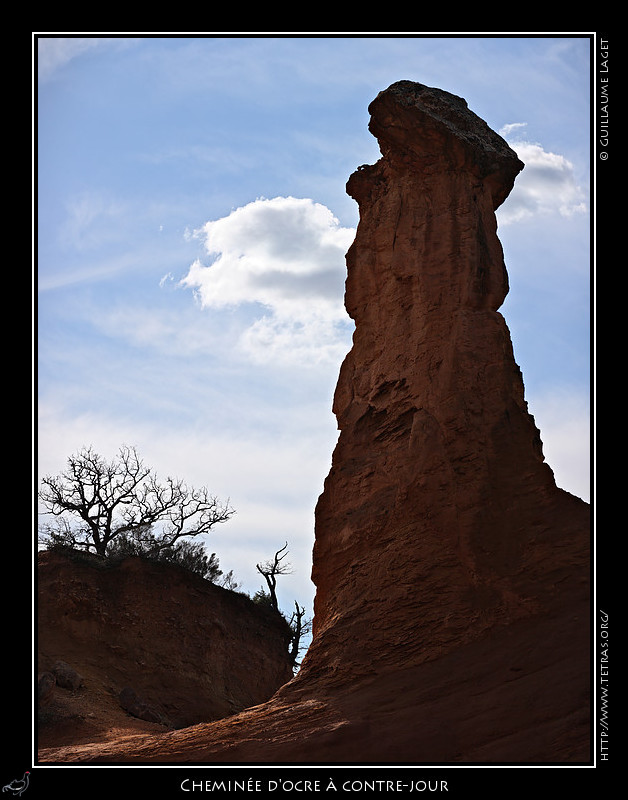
[36,35,592,619]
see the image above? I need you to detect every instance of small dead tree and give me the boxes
[256,544,311,669]
[38,445,234,558]
[288,601,312,669]
[255,542,292,613]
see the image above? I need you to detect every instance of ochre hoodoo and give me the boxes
[39,81,590,765]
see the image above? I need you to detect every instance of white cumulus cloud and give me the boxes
[498,124,587,225]
[180,196,355,365]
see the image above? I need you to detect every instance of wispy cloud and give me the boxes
[36,37,140,82]
[498,123,587,224]
[37,37,102,81]
[58,191,129,251]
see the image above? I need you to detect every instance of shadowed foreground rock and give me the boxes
[38,81,590,765]
[37,550,293,748]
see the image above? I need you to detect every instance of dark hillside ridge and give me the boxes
[38,549,293,747]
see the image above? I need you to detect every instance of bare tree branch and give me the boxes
[288,601,312,668]
[253,543,311,670]
[255,542,292,612]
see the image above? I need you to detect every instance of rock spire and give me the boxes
[306,81,589,682]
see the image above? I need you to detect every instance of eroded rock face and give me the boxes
[307,81,590,680]
[38,82,590,765]
[37,550,293,742]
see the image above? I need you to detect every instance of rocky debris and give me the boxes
[119,687,166,726]
[38,81,590,765]
[50,660,83,691]
[37,672,56,707]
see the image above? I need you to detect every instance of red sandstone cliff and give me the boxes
[37,550,293,748]
[308,81,589,679]
[38,81,590,765]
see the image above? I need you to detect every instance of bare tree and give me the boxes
[255,542,292,613]
[255,543,311,669]
[288,601,312,669]
[38,445,234,558]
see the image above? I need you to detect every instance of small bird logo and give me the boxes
[2,772,30,796]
